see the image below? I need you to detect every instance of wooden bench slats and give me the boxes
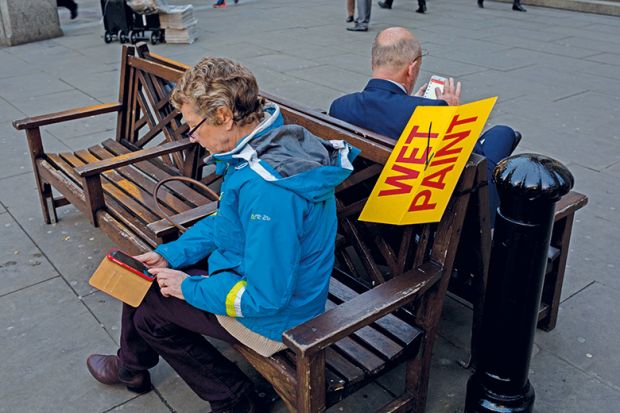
[60,151,162,225]
[324,347,366,388]
[88,145,193,214]
[329,275,422,346]
[46,153,159,247]
[73,148,179,220]
[330,335,386,374]
[102,139,211,206]
[325,300,404,362]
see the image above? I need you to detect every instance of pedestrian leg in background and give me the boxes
[417,0,427,13]
[378,0,393,9]
[513,0,527,11]
[56,0,78,19]
[347,0,371,31]
[346,0,356,22]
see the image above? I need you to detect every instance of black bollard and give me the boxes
[464,154,574,413]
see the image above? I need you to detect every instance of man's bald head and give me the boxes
[371,27,422,72]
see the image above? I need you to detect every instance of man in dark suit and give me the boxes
[329,27,520,223]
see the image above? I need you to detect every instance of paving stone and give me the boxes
[0,96,23,123]
[245,53,323,73]
[0,125,71,179]
[0,173,114,297]
[535,282,620,391]
[54,66,121,100]
[287,65,370,94]
[0,277,135,413]
[530,349,620,413]
[326,382,397,412]
[568,164,620,225]
[562,210,620,296]
[422,55,491,78]
[43,111,117,142]
[9,89,102,117]
[0,50,40,80]
[0,72,74,101]
[102,393,171,413]
[315,53,371,79]
[585,52,620,67]
[375,335,471,413]
[58,129,118,152]
[553,35,620,54]
[0,213,58,296]
[438,296,474,353]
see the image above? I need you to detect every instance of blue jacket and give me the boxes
[154,104,359,341]
[329,78,447,140]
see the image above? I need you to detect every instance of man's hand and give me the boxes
[134,251,168,269]
[436,77,461,106]
[414,83,428,97]
[149,268,188,300]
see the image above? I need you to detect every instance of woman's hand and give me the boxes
[134,251,168,269]
[149,268,188,300]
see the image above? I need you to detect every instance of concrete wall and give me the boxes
[0,0,62,46]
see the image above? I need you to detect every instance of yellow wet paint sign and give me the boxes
[359,97,497,225]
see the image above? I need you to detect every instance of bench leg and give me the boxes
[538,215,574,331]
[25,128,56,224]
[296,351,326,413]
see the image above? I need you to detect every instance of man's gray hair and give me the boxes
[371,28,421,70]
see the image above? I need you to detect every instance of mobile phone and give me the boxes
[423,75,447,100]
[107,249,154,281]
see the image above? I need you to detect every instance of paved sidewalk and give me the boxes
[1,0,619,411]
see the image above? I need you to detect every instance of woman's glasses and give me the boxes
[185,118,208,140]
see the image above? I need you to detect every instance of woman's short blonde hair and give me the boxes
[171,57,264,127]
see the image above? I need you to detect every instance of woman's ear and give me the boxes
[217,106,234,130]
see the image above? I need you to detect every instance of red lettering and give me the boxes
[409,190,437,211]
[446,114,477,134]
[396,145,429,165]
[378,164,420,196]
[421,165,454,190]
[436,130,470,158]
[406,125,439,144]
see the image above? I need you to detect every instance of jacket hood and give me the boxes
[212,103,359,202]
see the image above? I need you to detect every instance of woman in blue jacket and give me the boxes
[86,57,358,413]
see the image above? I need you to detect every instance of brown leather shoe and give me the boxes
[86,354,152,393]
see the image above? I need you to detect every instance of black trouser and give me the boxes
[117,269,253,412]
[57,0,77,10]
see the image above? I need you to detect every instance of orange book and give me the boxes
[89,249,154,307]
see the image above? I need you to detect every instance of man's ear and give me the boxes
[407,59,420,78]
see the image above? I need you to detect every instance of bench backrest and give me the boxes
[115,45,203,178]
[126,44,476,287]
[274,100,479,288]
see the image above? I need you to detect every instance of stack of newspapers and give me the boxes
[159,5,198,44]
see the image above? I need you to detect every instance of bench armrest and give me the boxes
[282,261,443,357]
[75,139,194,177]
[13,102,123,130]
[148,202,218,238]
[554,190,588,221]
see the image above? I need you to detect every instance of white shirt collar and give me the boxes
[384,79,408,94]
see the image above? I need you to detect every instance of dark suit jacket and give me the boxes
[328,78,447,141]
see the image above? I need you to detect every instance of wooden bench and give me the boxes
[13,44,483,412]
[13,44,218,255]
